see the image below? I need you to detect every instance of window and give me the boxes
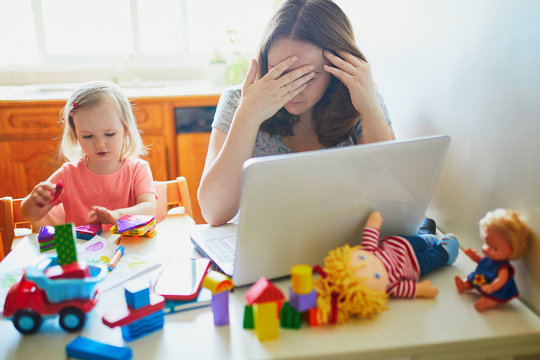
[0,0,276,83]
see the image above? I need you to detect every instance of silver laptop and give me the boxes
[191,135,450,286]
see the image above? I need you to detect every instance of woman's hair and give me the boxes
[314,244,388,325]
[60,80,147,162]
[479,208,531,260]
[257,0,365,146]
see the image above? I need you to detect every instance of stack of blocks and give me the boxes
[110,215,157,240]
[102,278,165,341]
[202,271,234,326]
[244,277,285,341]
[75,223,102,240]
[287,264,318,328]
[38,226,56,252]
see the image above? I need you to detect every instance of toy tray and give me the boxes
[25,256,107,303]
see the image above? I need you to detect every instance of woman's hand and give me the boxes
[323,50,380,116]
[238,57,315,125]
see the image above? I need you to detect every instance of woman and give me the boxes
[198,0,395,226]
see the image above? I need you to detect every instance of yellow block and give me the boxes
[253,302,279,341]
[290,264,313,295]
[202,270,234,294]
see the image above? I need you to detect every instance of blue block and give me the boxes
[289,288,317,312]
[121,310,164,341]
[66,336,132,360]
[124,278,150,310]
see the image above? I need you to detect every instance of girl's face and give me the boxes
[267,37,332,119]
[482,228,513,260]
[349,249,389,292]
[73,100,125,172]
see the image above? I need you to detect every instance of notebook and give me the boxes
[191,135,450,286]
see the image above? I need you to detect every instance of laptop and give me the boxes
[191,135,450,286]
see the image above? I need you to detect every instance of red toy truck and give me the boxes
[2,256,106,334]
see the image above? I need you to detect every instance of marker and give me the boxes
[108,246,125,271]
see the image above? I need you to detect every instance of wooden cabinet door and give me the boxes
[176,132,211,224]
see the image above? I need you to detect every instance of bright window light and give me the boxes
[0,0,39,65]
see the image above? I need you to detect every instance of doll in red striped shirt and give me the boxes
[315,211,458,325]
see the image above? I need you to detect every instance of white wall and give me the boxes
[338,0,540,314]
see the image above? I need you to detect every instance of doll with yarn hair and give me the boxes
[455,209,531,311]
[315,210,459,325]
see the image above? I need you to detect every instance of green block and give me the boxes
[243,304,254,329]
[54,223,78,266]
[280,302,302,329]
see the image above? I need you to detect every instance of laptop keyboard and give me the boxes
[205,235,237,263]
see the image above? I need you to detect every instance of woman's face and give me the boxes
[267,37,332,118]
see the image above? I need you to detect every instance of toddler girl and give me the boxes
[21,81,156,228]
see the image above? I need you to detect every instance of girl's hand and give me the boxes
[29,182,57,208]
[323,50,380,115]
[238,57,315,125]
[88,206,119,225]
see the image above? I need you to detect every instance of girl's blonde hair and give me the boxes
[314,244,388,325]
[479,208,531,260]
[60,80,147,162]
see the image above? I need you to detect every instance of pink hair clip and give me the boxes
[72,102,79,109]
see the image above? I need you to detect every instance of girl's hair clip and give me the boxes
[68,102,79,120]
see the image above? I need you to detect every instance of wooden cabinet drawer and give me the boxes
[0,102,64,138]
[132,101,164,132]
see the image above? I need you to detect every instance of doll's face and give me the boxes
[349,250,389,292]
[482,228,513,260]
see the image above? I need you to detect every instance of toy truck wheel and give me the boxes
[59,307,86,332]
[13,309,43,334]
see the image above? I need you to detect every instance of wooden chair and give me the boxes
[154,176,193,223]
[0,196,31,260]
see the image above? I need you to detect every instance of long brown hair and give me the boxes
[258,0,366,146]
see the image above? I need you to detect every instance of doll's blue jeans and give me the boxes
[401,235,448,277]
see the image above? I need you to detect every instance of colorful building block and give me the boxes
[120,310,164,341]
[253,301,279,341]
[289,288,317,313]
[245,277,285,305]
[103,285,165,342]
[202,271,234,294]
[124,278,151,310]
[76,223,102,240]
[304,307,320,327]
[290,264,313,295]
[115,215,155,233]
[66,336,132,360]
[54,223,78,266]
[243,305,254,329]
[280,302,302,329]
[211,290,230,326]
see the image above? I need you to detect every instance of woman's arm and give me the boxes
[198,57,315,226]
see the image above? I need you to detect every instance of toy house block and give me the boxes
[203,271,234,294]
[211,290,230,326]
[280,302,302,330]
[290,264,313,295]
[66,336,132,360]
[289,288,317,313]
[245,277,285,305]
[253,301,279,341]
[38,225,55,241]
[120,310,164,341]
[116,215,155,233]
[124,278,151,310]
[54,223,78,266]
[243,305,254,329]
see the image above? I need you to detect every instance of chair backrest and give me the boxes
[0,196,30,260]
[154,177,193,223]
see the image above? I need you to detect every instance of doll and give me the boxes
[314,211,459,325]
[455,208,530,311]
